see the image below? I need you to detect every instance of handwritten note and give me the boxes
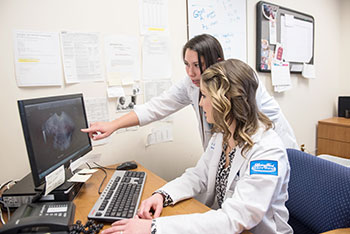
[45,165,65,196]
[187,0,246,61]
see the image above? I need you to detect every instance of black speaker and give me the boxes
[338,96,350,118]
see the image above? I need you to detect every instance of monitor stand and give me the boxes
[3,172,83,204]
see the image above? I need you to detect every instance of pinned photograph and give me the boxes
[116,95,136,112]
[262,4,278,21]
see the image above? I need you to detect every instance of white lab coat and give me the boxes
[154,126,293,234]
[134,76,298,150]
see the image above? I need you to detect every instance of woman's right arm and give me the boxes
[81,111,140,140]
[82,77,193,140]
[134,77,193,126]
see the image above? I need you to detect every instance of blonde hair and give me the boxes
[201,59,273,155]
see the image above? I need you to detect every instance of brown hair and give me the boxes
[183,34,224,73]
[201,59,273,155]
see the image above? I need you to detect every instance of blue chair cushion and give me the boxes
[286,149,350,233]
[288,215,316,234]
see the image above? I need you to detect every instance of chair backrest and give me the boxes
[286,149,350,234]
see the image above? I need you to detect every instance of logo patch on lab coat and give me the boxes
[250,160,278,176]
[210,142,215,150]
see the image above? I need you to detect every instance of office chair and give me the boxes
[286,149,350,234]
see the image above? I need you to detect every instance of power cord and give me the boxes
[0,200,10,224]
[86,162,109,195]
[0,180,17,225]
[31,184,46,203]
[0,180,17,192]
[92,162,116,171]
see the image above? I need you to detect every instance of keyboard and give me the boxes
[88,170,146,222]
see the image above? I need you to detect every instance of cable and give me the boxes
[0,180,17,191]
[31,184,46,203]
[0,200,10,224]
[92,162,116,171]
[86,162,107,195]
[0,208,4,225]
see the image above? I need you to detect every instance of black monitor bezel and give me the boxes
[17,93,92,188]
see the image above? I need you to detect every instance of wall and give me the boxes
[339,0,350,95]
[247,0,349,154]
[0,0,348,185]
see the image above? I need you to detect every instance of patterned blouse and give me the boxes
[151,145,236,233]
[215,145,236,208]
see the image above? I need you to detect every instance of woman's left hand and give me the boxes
[101,215,152,234]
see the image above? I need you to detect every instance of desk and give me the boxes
[1,163,349,233]
[75,163,252,233]
[0,163,252,233]
[317,117,350,158]
[66,163,350,234]
[73,163,211,226]
[76,163,252,233]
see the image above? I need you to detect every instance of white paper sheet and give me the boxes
[271,62,291,86]
[143,80,172,102]
[302,63,316,79]
[84,97,110,146]
[274,84,292,93]
[13,30,62,86]
[104,35,140,86]
[146,124,173,146]
[290,63,304,72]
[269,20,277,45]
[285,14,295,27]
[142,34,172,79]
[67,173,91,183]
[107,86,126,98]
[281,16,313,63]
[139,0,169,35]
[78,168,98,174]
[45,165,65,196]
[60,31,103,83]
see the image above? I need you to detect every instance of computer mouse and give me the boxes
[116,161,138,170]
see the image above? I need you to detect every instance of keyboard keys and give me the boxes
[88,171,146,221]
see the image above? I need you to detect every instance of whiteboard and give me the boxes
[187,0,247,62]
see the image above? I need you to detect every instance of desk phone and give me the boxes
[0,201,75,234]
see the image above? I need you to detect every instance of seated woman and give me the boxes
[101,59,292,234]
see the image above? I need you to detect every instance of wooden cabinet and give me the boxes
[317,117,350,159]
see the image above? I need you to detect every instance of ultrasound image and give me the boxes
[42,112,75,151]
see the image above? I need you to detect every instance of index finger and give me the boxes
[153,203,162,218]
[80,128,95,139]
[80,128,90,133]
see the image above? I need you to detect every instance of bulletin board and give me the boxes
[256,1,314,73]
[187,0,247,62]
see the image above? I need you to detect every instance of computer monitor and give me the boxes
[338,96,350,118]
[17,93,92,188]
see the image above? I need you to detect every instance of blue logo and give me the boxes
[210,142,215,150]
[250,160,278,176]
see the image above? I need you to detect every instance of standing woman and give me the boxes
[101,59,293,234]
[82,34,298,150]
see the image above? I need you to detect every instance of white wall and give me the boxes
[339,0,350,95]
[247,0,349,154]
[0,0,349,185]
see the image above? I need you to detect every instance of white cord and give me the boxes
[0,180,17,191]
[0,200,10,224]
[0,208,5,225]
